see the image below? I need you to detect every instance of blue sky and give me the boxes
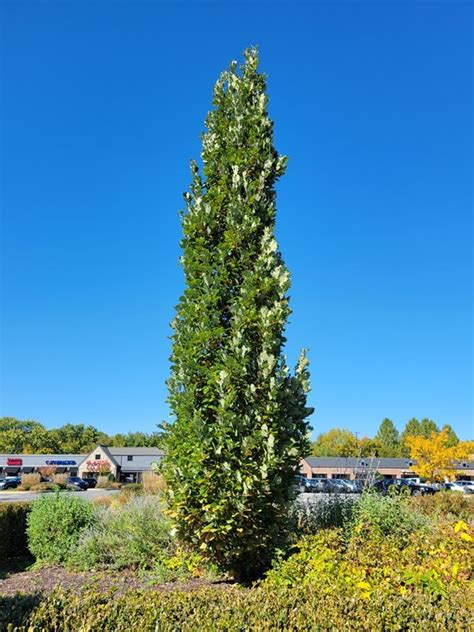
[1,1,472,440]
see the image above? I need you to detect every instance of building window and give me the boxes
[127,455,133,462]
[95,454,101,460]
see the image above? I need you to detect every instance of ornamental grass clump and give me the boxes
[162,47,313,583]
[69,495,172,570]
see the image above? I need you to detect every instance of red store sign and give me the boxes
[7,458,23,466]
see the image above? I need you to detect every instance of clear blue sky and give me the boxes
[1,1,472,440]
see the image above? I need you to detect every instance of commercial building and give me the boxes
[77,445,164,482]
[1,449,472,483]
[300,456,474,481]
[0,445,164,483]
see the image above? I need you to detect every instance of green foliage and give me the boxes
[26,493,96,564]
[440,424,459,447]
[0,416,162,454]
[163,48,312,581]
[69,495,172,570]
[5,582,472,631]
[311,428,359,456]
[263,519,473,606]
[408,492,474,521]
[420,418,440,437]
[375,418,401,457]
[350,491,429,539]
[0,502,32,560]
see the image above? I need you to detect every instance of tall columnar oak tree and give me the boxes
[162,49,313,581]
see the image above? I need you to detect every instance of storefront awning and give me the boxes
[5,467,20,475]
[55,467,67,474]
[21,467,35,473]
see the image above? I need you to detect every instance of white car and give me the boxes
[447,480,474,494]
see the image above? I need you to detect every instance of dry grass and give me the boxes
[142,471,166,494]
[53,474,68,485]
[20,473,41,490]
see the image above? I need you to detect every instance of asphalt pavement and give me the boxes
[0,488,120,503]
[0,489,359,504]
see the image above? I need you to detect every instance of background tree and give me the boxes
[419,418,439,438]
[311,428,359,457]
[375,418,401,457]
[358,436,381,457]
[440,424,459,447]
[406,428,474,482]
[162,49,313,582]
[0,417,161,453]
[400,418,422,456]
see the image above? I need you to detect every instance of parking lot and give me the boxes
[0,488,120,503]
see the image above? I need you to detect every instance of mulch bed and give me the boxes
[0,562,232,597]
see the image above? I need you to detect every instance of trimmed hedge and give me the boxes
[3,584,473,631]
[0,502,32,560]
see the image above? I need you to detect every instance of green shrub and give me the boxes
[69,495,172,570]
[0,593,41,631]
[5,584,471,631]
[26,493,96,564]
[264,519,473,600]
[349,491,429,539]
[0,502,32,560]
[408,491,474,520]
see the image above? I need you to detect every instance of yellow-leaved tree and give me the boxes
[406,428,474,482]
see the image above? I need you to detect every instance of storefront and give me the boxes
[0,454,84,477]
[0,445,164,482]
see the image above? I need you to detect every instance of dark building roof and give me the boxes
[303,456,474,469]
[107,447,164,457]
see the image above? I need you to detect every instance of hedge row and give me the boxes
[0,502,32,561]
[3,584,472,631]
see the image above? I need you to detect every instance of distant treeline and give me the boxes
[1,416,463,459]
[0,417,162,454]
[311,418,461,458]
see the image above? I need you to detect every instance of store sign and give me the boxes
[7,458,22,466]
[45,460,77,466]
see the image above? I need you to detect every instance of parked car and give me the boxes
[343,479,365,493]
[294,475,322,493]
[82,478,97,489]
[329,479,353,493]
[311,478,337,493]
[66,476,88,491]
[0,476,22,490]
[371,478,435,496]
[445,481,474,494]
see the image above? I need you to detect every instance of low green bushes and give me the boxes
[349,490,429,539]
[408,491,474,520]
[26,493,96,565]
[0,502,32,560]
[68,495,172,570]
[5,583,472,631]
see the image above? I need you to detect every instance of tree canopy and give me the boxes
[162,48,313,581]
[405,428,473,482]
[0,417,162,454]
